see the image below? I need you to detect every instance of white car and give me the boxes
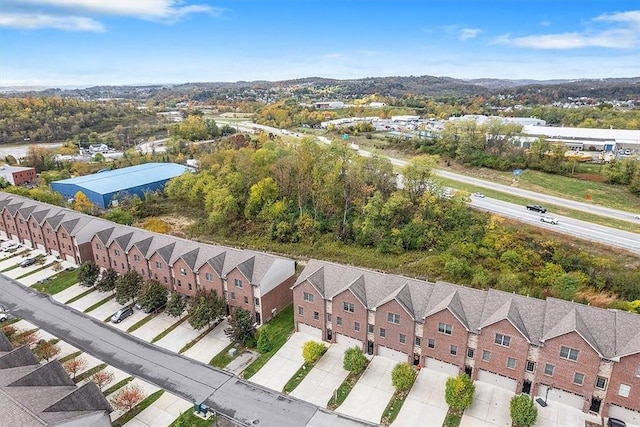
[472,192,485,198]
[540,216,558,225]
[1,242,20,252]
[635,214,640,220]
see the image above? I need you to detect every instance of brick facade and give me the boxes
[422,308,468,370]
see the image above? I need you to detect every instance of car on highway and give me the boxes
[111,305,134,323]
[20,258,37,268]
[472,192,485,198]
[526,204,547,213]
[635,214,640,220]
[540,215,559,225]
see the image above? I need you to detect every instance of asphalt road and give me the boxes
[0,275,376,427]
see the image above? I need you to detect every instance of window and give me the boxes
[327,313,332,322]
[450,345,458,356]
[177,279,181,287]
[544,363,555,376]
[234,278,243,288]
[180,267,186,276]
[482,350,491,362]
[595,376,607,390]
[115,250,120,256]
[399,334,406,344]
[255,298,260,306]
[428,339,435,349]
[415,336,422,347]
[163,276,167,283]
[380,328,386,338]
[618,384,631,398]
[467,348,475,359]
[574,372,584,386]
[188,283,193,290]
[438,322,452,335]
[205,272,213,281]
[387,312,400,324]
[336,317,343,326]
[494,333,511,347]
[507,357,516,369]
[368,324,374,334]
[244,296,249,304]
[560,346,579,361]
[62,233,67,238]
[354,322,360,332]
[298,306,304,315]
[96,243,102,250]
[526,360,536,373]
[230,292,235,300]
[303,292,314,302]
[636,364,640,377]
[134,254,140,262]
[313,311,319,320]
[343,302,355,313]
[155,261,163,268]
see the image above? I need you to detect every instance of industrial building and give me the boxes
[0,165,37,186]
[50,163,194,209]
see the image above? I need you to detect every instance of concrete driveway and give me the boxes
[250,332,322,392]
[155,319,203,352]
[86,297,123,322]
[532,397,601,427]
[108,377,161,422]
[66,288,104,312]
[183,319,230,363]
[392,368,450,427]
[2,253,59,280]
[124,391,192,427]
[17,259,75,287]
[290,342,350,407]
[336,356,396,424]
[52,283,86,304]
[130,312,181,342]
[460,382,513,427]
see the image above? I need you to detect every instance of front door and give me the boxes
[522,380,531,394]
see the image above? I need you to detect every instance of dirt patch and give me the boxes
[575,289,618,308]
[574,173,607,183]
[134,215,194,238]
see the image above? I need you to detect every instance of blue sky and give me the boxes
[1,1,639,87]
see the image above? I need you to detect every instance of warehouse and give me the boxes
[50,162,193,208]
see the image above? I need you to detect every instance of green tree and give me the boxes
[187,289,226,330]
[136,279,168,312]
[510,394,537,427]
[391,362,417,392]
[114,270,143,305]
[95,268,118,293]
[343,346,367,374]
[257,330,272,353]
[401,154,438,202]
[445,373,475,415]
[165,291,187,318]
[103,208,134,225]
[78,262,100,288]
[302,341,326,364]
[227,308,255,346]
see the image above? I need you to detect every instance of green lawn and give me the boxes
[31,269,79,294]
[59,350,82,363]
[126,312,158,333]
[381,389,410,426]
[209,342,242,368]
[111,390,164,427]
[169,410,216,427]
[241,305,293,379]
[442,410,462,427]
[283,362,313,394]
[103,376,134,397]
[74,363,107,383]
[326,368,366,410]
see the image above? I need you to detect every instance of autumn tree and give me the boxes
[445,373,475,415]
[96,268,118,294]
[78,261,100,287]
[142,217,170,233]
[110,383,145,412]
[63,356,87,380]
[12,329,40,347]
[73,191,94,214]
[91,369,115,391]
[115,270,143,305]
[33,339,61,361]
[302,341,326,364]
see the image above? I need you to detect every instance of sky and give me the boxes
[0,0,639,87]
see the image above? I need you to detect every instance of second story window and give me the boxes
[560,346,579,362]
[387,313,400,324]
[156,261,163,268]
[205,272,213,281]
[343,302,355,313]
[303,292,314,302]
[180,267,187,276]
[438,322,452,335]
[133,254,140,262]
[234,278,243,288]
[494,333,511,347]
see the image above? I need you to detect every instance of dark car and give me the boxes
[526,204,547,213]
[111,305,134,323]
[135,301,166,314]
[607,418,626,427]
[20,258,37,268]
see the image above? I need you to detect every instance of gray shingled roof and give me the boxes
[8,362,75,387]
[478,290,546,343]
[180,248,200,270]
[0,332,13,352]
[614,310,640,358]
[30,207,52,224]
[424,290,470,330]
[0,346,39,369]
[95,227,116,245]
[43,381,111,413]
[377,283,415,319]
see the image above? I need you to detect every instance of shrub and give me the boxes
[302,341,326,364]
[343,346,367,374]
[257,331,272,353]
[391,362,417,392]
[445,373,475,415]
[510,394,537,427]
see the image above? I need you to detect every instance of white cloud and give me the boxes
[494,9,640,50]
[459,28,481,40]
[0,13,105,31]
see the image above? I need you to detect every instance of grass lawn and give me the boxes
[74,363,107,383]
[381,389,410,426]
[326,367,367,410]
[151,316,188,343]
[59,350,82,363]
[209,342,243,368]
[241,304,293,379]
[442,409,462,427]
[111,390,164,427]
[126,312,158,333]
[83,294,114,313]
[169,410,216,427]
[31,269,79,294]
[15,259,55,280]
[103,376,134,396]
[283,362,313,394]
[64,287,96,304]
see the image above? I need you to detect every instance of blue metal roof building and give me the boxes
[50,163,194,208]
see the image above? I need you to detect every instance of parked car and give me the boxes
[2,242,20,252]
[20,258,37,268]
[472,192,485,198]
[540,216,559,225]
[111,305,134,323]
[607,418,626,427]
[135,301,166,314]
[526,204,547,213]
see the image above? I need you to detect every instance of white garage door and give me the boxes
[65,254,75,263]
[378,345,408,363]
[335,333,363,349]
[36,242,45,250]
[537,385,584,410]
[297,323,323,340]
[609,405,640,424]
[477,370,517,392]
[425,357,460,377]
[22,239,32,248]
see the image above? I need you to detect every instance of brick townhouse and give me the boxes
[0,193,295,325]
[292,259,640,421]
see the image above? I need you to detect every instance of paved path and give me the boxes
[336,356,396,424]
[123,391,192,427]
[392,368,449,427]
[291,343,350,407]
[460,382,513,427]
[130,312,180,342]
[532,395,601,427]
[183,319,230,363]
[52,283,88,304]
[0,274,375,427]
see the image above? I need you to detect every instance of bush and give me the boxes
[302,341,326,364]
[445,373,475,415]
[257,331,272,353]
[510,394,537,427]
[391,362,417,392]
[343,346,367,374]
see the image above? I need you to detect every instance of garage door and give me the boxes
[297,323,323,340]
[378,345,408,363]
[477,370,517,392]
[22,239,32,248]
[609,405,640,424]
[65,254,75,263]
[425,357,460,376]
[335,333,363,349]
[537,385,584,410]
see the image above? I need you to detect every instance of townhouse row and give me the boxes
[293,259,640,421]
[0,193,295,325]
